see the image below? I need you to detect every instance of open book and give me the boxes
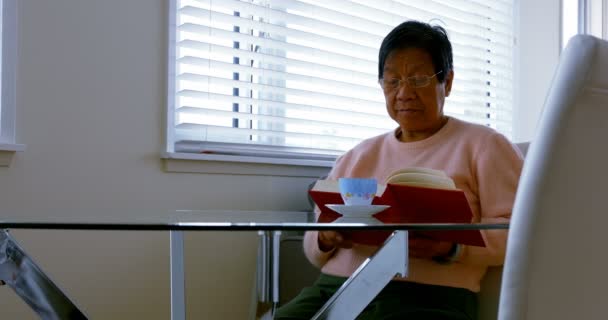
[308,179,486,247]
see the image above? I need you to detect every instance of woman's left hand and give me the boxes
[408,237,454,260]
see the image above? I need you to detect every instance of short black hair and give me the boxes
[378,20,453,83]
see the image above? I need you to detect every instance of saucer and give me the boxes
[325,204,390,217]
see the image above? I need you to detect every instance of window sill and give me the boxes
[162,152,333,178]
[0,143,26,167]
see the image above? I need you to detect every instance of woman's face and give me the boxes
[381,47,453,134]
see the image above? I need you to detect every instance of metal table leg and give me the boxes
[271,230,281,315]
[170,230,186,320]
[256,230,282,318]
[311,230,408,320]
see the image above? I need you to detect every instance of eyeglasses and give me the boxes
[379,70,443,91]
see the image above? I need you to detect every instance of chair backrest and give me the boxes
[499,35,608,320]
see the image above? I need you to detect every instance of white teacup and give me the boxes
[338,178,377,206]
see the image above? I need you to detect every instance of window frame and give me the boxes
[0,0,25,166]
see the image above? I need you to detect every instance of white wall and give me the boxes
[513,0,562,142]
[0,0,318,319]
[0,0,561,318]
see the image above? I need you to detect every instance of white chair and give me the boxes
[499,34,608,320]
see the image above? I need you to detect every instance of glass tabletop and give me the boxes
[0,209,509,231]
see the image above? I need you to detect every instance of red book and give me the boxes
[308,181,486,247]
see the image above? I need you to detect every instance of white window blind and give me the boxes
[168,0,515,164]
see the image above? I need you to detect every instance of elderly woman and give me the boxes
[275,20,523,319]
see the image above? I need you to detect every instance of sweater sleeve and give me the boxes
[303,228,336,268]
[458,133,524,266]
[302,154,348,268]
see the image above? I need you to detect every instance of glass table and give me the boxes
[0,210,508,320]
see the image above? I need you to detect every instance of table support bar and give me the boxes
[0,229,87,319]
[311,230,408,320]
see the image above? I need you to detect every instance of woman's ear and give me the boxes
[444,70,454,97]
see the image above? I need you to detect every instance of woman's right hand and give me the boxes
[318,230,353,252]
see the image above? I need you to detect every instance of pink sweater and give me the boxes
[303,117,523,292]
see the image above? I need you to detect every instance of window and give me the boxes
[167,0,516,166]
[1,0,17,145]
[586,0,607,40]
[0,0,23,166]
[563,0,608,50]
[562,0,579,50]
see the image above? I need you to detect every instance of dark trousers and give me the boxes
[275,273,478,320]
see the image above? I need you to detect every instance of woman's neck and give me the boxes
[397,116,448,142]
